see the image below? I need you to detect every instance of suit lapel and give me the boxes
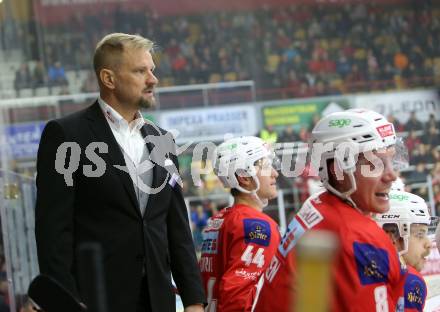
[85,101,140,216]
[141,123,169,218]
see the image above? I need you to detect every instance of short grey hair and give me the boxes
[93,33,154,77]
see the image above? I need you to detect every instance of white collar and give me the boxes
[98,97,145,132]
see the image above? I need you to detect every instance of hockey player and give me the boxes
[199,136,281,312]
[375,190,434,311]
[253,109,408,312]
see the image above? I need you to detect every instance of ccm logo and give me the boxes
[381,215,400,219]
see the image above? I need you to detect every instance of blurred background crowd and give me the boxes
[3,1,440,100]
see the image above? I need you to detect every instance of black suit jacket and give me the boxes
[35,101,205,312]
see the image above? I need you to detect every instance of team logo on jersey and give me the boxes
[201,231,219,254]
[243,219,271,246]
[278,216,306,258]
[353,242,389,285]
[297,200,323,229]
[404,273,426,310]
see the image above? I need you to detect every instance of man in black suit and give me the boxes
[35,33,205,312]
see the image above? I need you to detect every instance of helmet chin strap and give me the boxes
[249,177,269,210]
[251,192,268,210]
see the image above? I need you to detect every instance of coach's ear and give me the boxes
[99,69,115,90]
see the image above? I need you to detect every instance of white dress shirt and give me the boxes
[98,97,152,215]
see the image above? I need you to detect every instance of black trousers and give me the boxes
[136,276,152,312]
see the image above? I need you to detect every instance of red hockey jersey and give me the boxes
[199,204,280,312]
[253,191,406,312]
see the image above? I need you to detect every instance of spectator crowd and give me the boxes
[8,1,440,99]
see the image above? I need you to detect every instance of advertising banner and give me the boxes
[354,89,440,123]
[0,122,46,160]
[262,99,349,132]
[159,105,257,144]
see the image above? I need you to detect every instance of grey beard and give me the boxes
[138,96,155,109]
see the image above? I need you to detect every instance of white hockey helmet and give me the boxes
[212,136,278,194]
[374,190,431,255]
[311,108,406,204]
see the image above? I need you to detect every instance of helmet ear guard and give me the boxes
[333,141,359,177]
